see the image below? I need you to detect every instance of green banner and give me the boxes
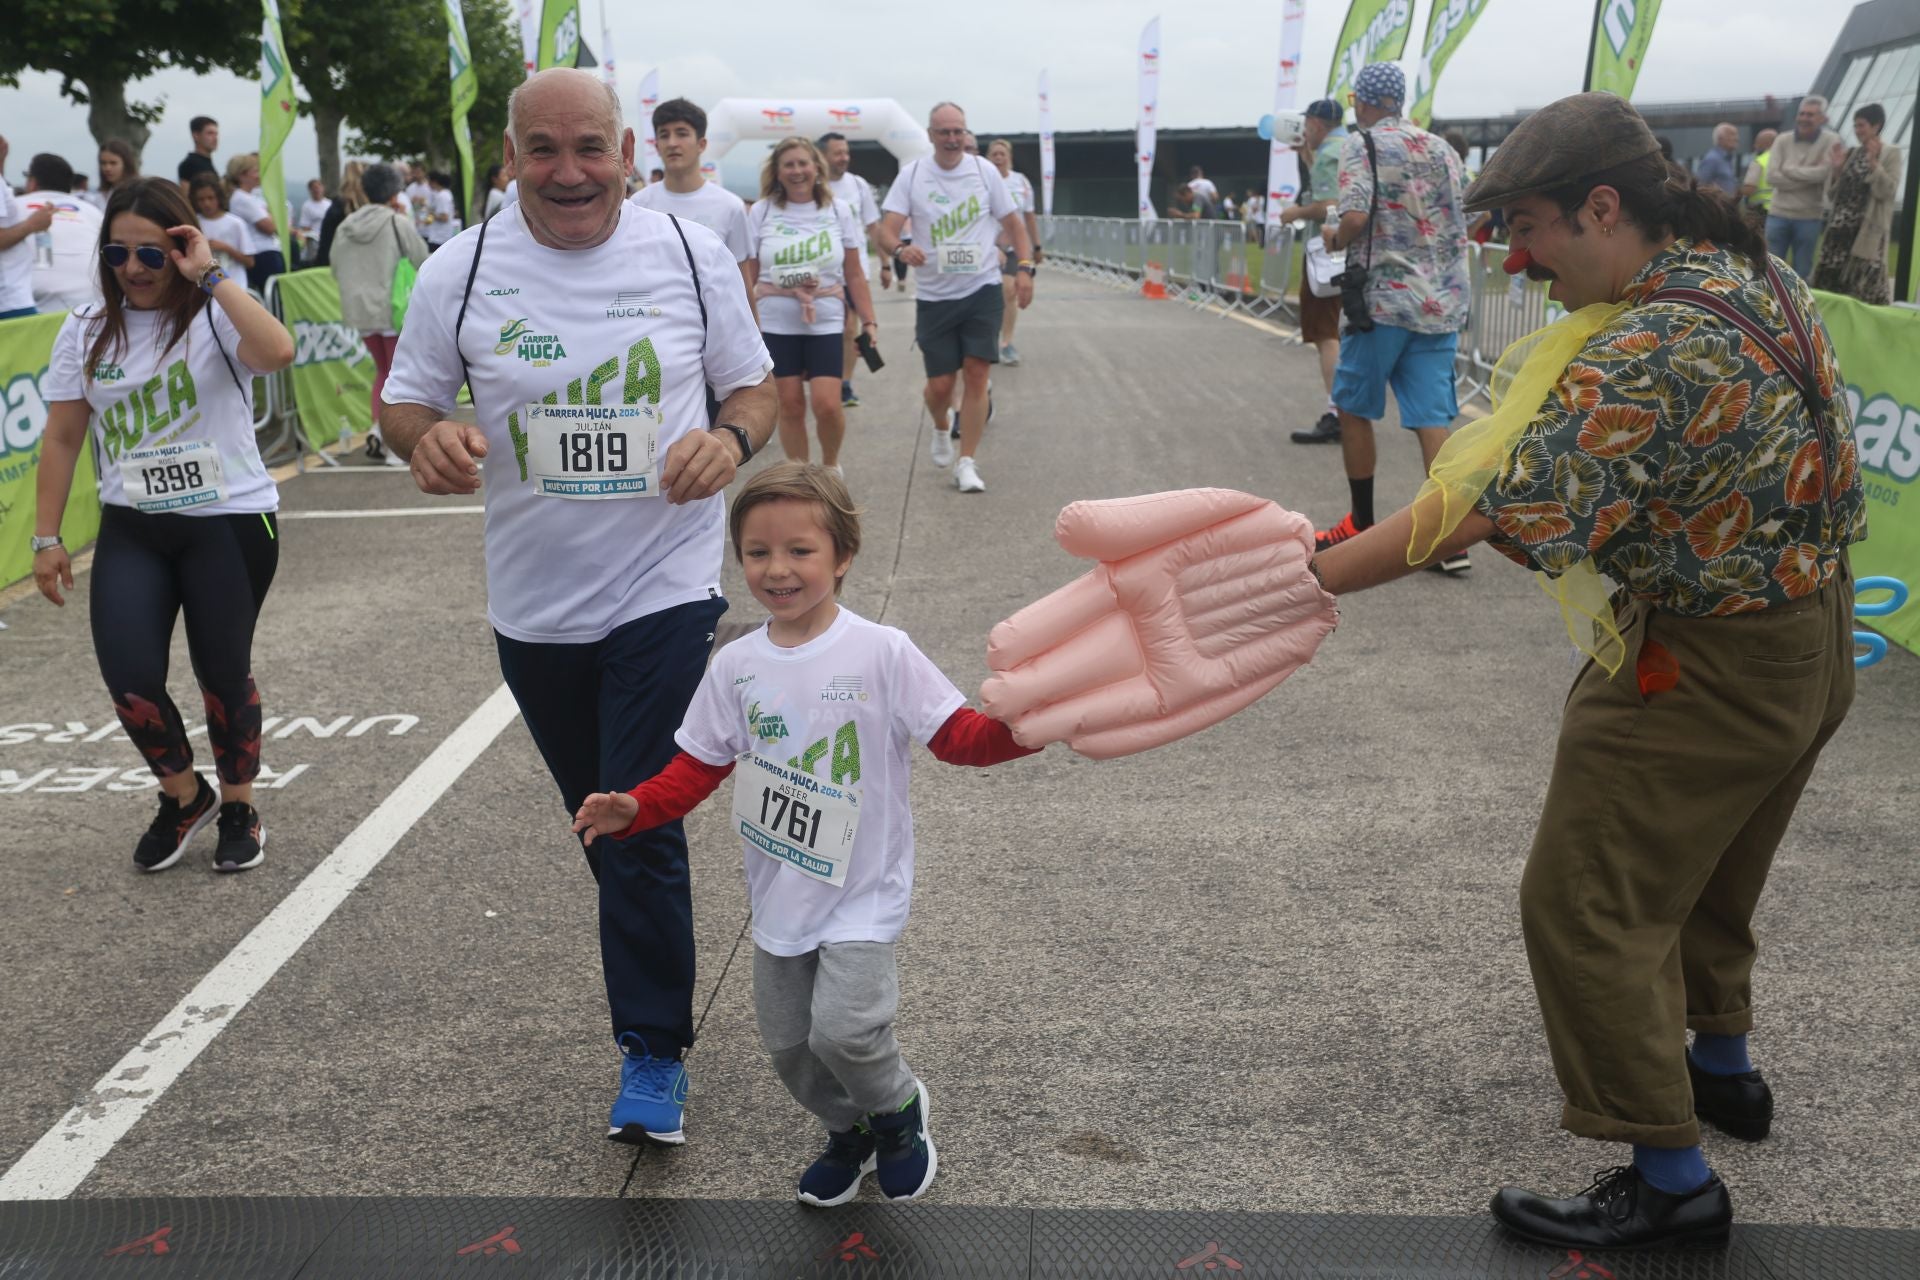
[448,0,479,225]
[1410,0,1493,128]
[1,313,101,588]
[1584,0,1662,99]
[1326,0,1414,108]
[1817,290,1920,657]
[538,0,581,70]
[277,269,375,454]
[260,0,298,261]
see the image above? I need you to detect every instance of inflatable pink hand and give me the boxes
[982,489,1339,759]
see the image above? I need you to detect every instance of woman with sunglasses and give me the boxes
[31,177,295,874]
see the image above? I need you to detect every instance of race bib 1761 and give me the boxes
[524,403,660,499]
[730,752,859,887]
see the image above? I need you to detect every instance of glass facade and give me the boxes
[1823,38,1918,157]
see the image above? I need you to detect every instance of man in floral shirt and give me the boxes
[1316,63,1471,568]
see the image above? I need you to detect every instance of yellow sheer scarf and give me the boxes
[1409,301,1634,675]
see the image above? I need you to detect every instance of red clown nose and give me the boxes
[1503,247,1532,275]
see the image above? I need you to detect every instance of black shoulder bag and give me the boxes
[1334,130,1379,334]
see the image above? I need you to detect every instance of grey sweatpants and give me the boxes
[754,941,918,1133]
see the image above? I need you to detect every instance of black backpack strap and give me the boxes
[667,213,720,426]
[203,306,248,399]
[453,212,493,399]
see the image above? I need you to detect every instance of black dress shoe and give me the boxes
[1690,1056,1773,1141]
[1290,411,1340,443]
[1490,1165,1732,1250]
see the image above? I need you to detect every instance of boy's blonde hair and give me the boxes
[728,463,863,594]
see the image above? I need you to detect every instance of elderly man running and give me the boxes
[380,68,776,1147]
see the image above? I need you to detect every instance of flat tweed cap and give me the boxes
[1463,92,1664,212]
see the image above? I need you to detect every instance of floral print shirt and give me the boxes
[1334,116,1471,335]
[1477,238,1867,615]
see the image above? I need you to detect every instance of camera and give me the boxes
[1335,263,1374,333]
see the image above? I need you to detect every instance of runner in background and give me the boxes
[877,102,1033,494]
[986,139,1041,367]
[746,138,876,476]
[818,132,889,409]
[31,178,295,874]
[629,98,754,306]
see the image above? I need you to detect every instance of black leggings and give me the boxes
[90,504,279,786]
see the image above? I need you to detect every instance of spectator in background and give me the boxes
[314,160,369,268]
[404,162,432,233]
[1283,97,1349,446]
[329,162,426,463]
[295,178,332,265]
[1167,184,1201,220]
[483,163,510,219]
[1766,95,1843,279]
[1442,129,1475,181]
[1696,123,1740,196]
[1220,191,1238,220]
[1186,165,1219,217]
[22,152,105,313]
[177,116,219,187]
[1243,189,1265,245]
[190,174,255,279]
[1739,127,1777,228]
[225,152,284,290]
[1812,103,1903,305]
[422,170,459,251]
[0,136,56,318]
[92,140,139,212]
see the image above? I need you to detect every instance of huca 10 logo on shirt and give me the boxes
[495,318,568,367]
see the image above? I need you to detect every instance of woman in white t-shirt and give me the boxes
[745,138,876,474]
[224,152,283,291]
[986,139,1042,366]
[30,178,296,876]
[188,175,255,279]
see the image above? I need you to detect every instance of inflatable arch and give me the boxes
[702,100,934,166]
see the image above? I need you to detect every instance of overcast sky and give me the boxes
[0,0,1855,196]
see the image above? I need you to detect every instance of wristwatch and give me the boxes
[712,423,753,464]
[30,534,62,553]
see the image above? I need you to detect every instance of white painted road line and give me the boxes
[277,507,486,519]
[0,684,522,1200]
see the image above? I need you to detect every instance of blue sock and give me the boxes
[1689,1032,1753,1076]
[1633,1143,1711,1194]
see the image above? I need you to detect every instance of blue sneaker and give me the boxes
[608,1033,688,1145]
[841,380,859,407]
[797,1125,877,1208]
[868,1078,937,1200]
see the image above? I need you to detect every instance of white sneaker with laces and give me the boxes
[953,457,986,493]
[930,429,957,468]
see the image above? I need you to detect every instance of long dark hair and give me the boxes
[97,138,140,192]
[1542,151,1767,262]
[86,178,209,382]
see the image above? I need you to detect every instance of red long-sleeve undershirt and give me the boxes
[614,708,1038,839]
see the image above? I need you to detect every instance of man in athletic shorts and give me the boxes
[380,68,777,1147]
[877,104,1032,494]
[819,131,889,408]
[630,98,755,306]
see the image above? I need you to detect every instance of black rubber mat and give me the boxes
[2,1196,1917,1278]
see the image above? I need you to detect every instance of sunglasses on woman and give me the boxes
[101,244,170,270]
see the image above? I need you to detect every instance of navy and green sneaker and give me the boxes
[797,1124,877,1207]
[608,1033,688,1145]
[868,1079,937,1201]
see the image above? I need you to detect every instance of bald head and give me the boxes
[509,68,622,145]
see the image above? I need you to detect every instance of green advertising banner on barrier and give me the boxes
[277,268,375,453]
[1,313,101,589]
[1817,290,1920,656]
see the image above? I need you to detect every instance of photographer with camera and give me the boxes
[1314,64,1471,573]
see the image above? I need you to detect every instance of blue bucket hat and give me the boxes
[1354,63,1406,109]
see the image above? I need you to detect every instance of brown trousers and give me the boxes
[1520,566,1855,1147]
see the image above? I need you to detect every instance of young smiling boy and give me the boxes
[575,462,1039,1205]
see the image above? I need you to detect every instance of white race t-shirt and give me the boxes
[23,193,103,313]
[226,188,272,255]
[677,608,967,956]
[827,172,880,231]
[484,186,507,218]
[747,197,864,337]
[381,201,772,644]
[1003,171,1035,215]
[405,181,432,232]
[424,188,458,245]
[0,185,37,313]
[880,155,1016,303]
[1188,177,1219,205]
[297,197,332,238]
[198,211,253,276]
[44,303,278,514]
[627,182,752,263]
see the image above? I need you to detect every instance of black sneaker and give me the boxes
[868,1079,937,1201]
[134,777,218,872]
[213,801,266,872]
[1291,411,1341,444]
[797,1125,877,1207]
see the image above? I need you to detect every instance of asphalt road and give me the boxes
[1,272,1914,1228]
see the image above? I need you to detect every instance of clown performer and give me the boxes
[983,93,1864,1251]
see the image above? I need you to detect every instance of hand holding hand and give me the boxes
[409,420,490,495]
[981,489,1338,759]
[572,792,639,847]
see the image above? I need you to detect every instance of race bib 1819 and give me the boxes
[524,403,660,499]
